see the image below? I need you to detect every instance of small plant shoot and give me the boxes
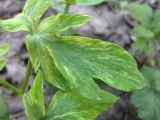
[0,0,145,119]
[128,3,160,65]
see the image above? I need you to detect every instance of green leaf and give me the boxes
[0,0,106,33]
[0,0,51,33]
[45,90,118,120]
[0,14,32,32]
[133,25,154,39]
[38,14,91,34]
[23,71,45,120]
[132,88,160,120]
[0,43,10,70]
[133,39,148,52]
[128,3,152,25]
[0,43,10,57]
[153,10,160,28]
[132,66,160,120]
[0,59,7,71]
[0,94,9,120]
[141,66,155,86]
[23,0,51,23]
[31,33,145,99]
[76,0,106,5]
[51,0,65,13]
[25,34,71,90]
[25,35,40,71]
[141,66,160,91]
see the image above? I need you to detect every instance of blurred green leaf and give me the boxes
[0,59,7,71]
[128,3,152,25]
[0,43,10,57]
[38,14,91,34]
[23,71,45,120]
[45,90,118,120]
[0,0,51,33]
[133,39,148,52]
[141,66,160,91]
[0,94,9,120]
[132,88,160,120]
[133,25,154,39]
[0,43,10,70]
[132,66,160,120]
[0,14,32,32]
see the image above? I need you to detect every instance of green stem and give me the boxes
[64,2,70,14]
[0,80,20,95]
[20,59,32,94]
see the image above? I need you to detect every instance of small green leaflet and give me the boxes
[0,43,10,57]
[0,93,9,120]
[132,39,148,53]
[128,3,160,64]
[128,3,160,39]
[0,59,7,71]
[0,0,50,33]
[45,90,118,120]
[128,3,152,25]
[66,0,108,5]
[0,14,32,32]
[133,25,154,39]
[140,66,160,91]
[132,88,160,120]
[38,14,91,34]
[132,66,160,120]
[23,71,45,120]
[0,43,10,70]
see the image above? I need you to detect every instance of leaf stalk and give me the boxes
[0,80,21,95]
[20,59,32,94]
[64,2,70,14]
